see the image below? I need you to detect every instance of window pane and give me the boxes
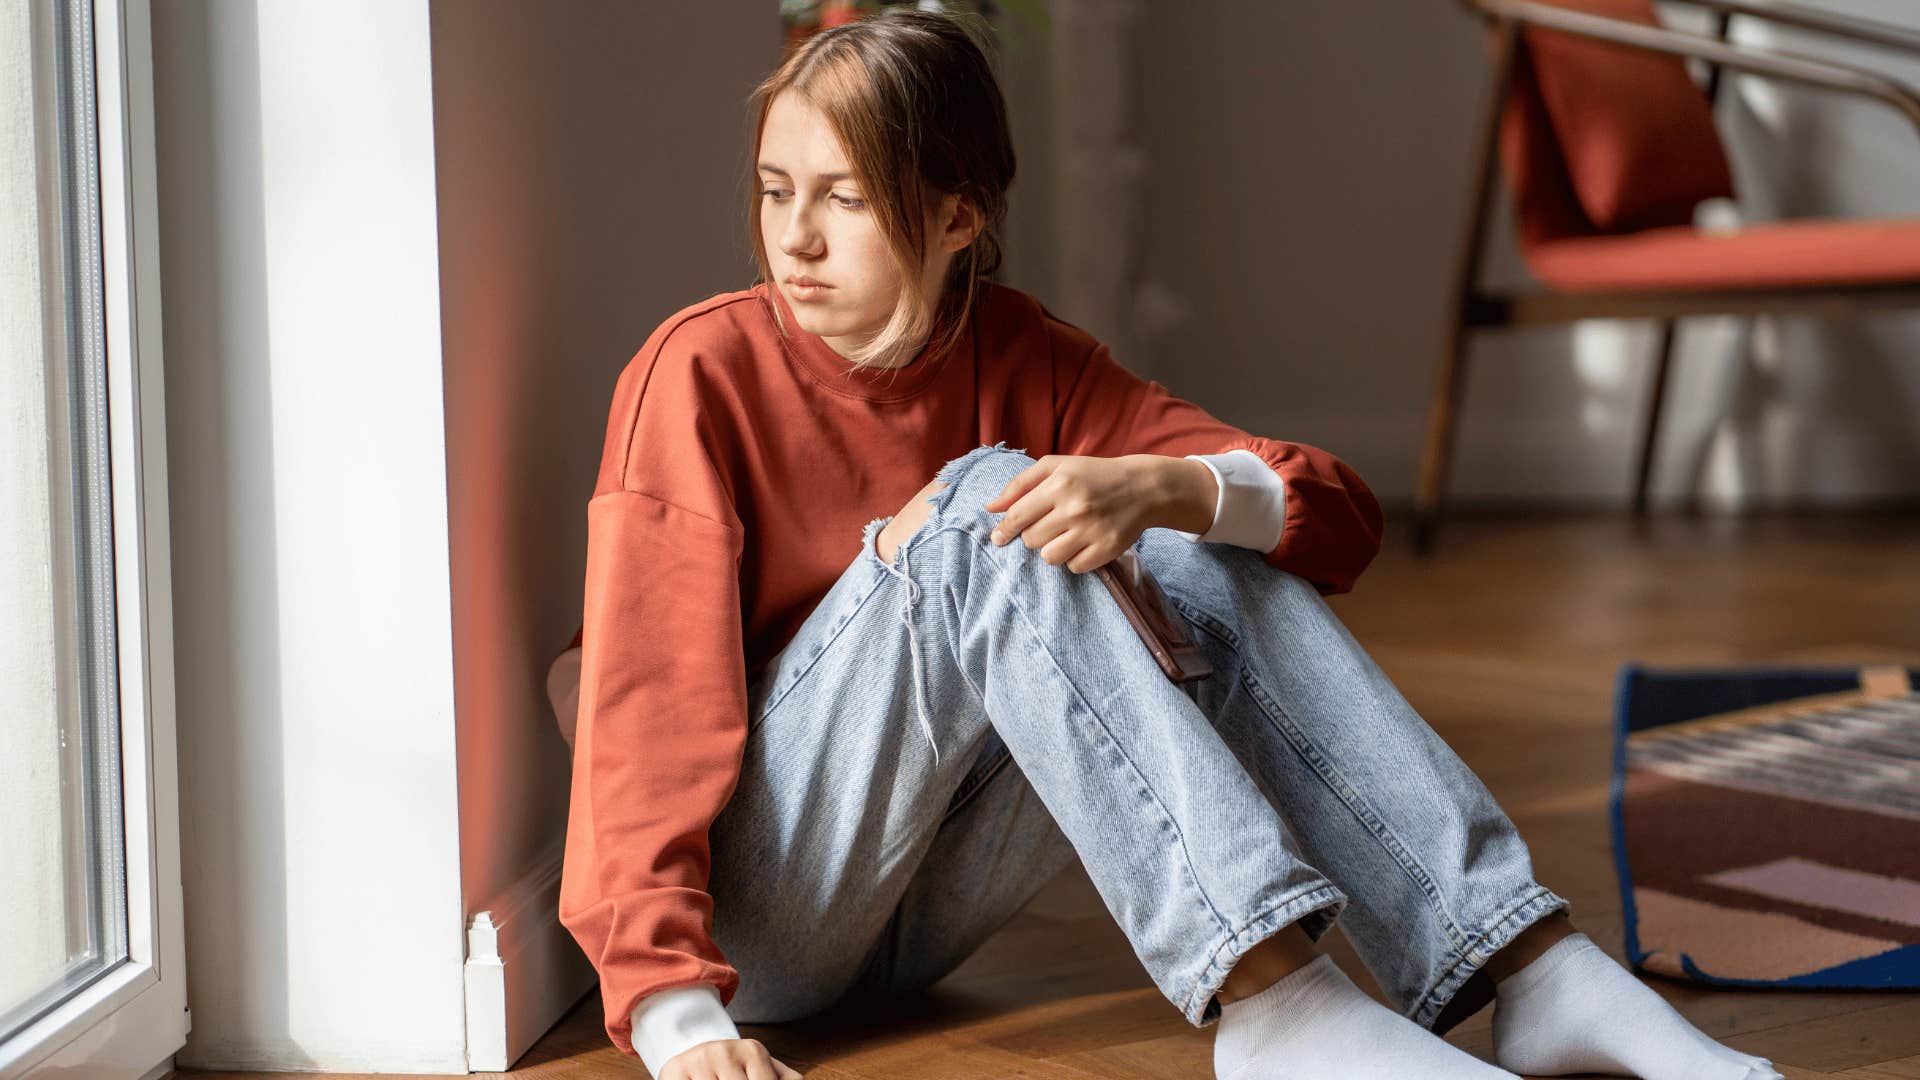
[0,0,129,1042]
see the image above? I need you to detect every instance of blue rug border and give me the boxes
[1608,663,1920,989]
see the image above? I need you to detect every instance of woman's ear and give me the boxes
[936,193,983,255]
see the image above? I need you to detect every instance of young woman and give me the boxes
[557,11,1782,1080]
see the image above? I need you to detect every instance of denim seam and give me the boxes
[755,573,890,729]
[1408,884,1569,1029]
[1240,666,1469,949]
[926,500,1236,944]
[1182,881,1348,1026]
[872,824,932,883]
[942,583,987,704]
[975,523,1233,938]
[936,743,1017,828]
[1164,587,1234,637]
[914,440,1231,944]
[1175,597,1469,949]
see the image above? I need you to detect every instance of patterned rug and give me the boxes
[1611,664,1920,988]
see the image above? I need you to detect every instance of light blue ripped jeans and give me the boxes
[705,441,1567,1033]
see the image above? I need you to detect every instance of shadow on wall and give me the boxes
[429,1,779,924]
[156,0,306,1067]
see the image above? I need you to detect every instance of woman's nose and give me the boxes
[779,205,822,259]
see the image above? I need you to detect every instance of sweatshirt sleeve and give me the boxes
[1053,339,1384,595]
[559,337,751,1062]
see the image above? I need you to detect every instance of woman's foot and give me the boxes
[1490,932,1783,1079]
[1212,953,1517,1079]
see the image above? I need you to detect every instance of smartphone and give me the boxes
[1092,549,1213,683]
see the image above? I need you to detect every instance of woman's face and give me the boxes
[756,89,969,363]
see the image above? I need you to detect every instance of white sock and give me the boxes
[1491,932,1783,1079]
[1211,953,1517,1080]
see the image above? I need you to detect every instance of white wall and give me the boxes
[426,0,778,950]
[1125,0,1920,506]
[153,1,469,1070]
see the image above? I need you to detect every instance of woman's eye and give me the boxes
[760,189,790,201]
[833,194,866,210]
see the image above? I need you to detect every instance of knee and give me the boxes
[927,441,1038,527]
[874,474,947,565]
[873,445,1037,565]
[892,474,946,520]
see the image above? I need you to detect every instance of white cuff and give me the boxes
[1167,449,1286,553]
[630,984,740,1077]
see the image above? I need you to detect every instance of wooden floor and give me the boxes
[186,513,1920,1079]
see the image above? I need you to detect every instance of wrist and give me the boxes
[1150,455,1218,534]
[630,984,739,1077]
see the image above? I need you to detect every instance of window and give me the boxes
[1,0,130,1039]
[0,1,187,1075]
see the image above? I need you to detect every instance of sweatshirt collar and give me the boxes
[754,280,968,402]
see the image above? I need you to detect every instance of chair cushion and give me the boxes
[1524,217,1920,291]
[1502,35,1598,249]
[1522,0,1735,233]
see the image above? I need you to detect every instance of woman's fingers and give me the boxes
[1064,536,1121,574]
[989,486,1051,545]
[988,465,1066,542]
[1038,527,1094,570]
[742,1049,777,1080]
[661,1038,799,1080]
[983,456,1055,512]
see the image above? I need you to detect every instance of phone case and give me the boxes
[1092,549,1213,683]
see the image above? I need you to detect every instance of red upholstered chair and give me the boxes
[1413,0,1920,553]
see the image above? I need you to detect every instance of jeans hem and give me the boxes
[1406,884,1570,1029]
[1180,881,1347,1028]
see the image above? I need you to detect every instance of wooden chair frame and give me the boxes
[1412,0,1920,554]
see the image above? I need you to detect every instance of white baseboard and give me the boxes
[464,840,596,1071]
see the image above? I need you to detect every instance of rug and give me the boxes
[1611,663,1920,988]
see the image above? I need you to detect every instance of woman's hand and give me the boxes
[984,454,1216,573]
[658,1037,803,1080]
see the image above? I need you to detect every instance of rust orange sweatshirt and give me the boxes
[559,278,1384,1064]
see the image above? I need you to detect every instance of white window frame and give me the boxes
[0,0,187,1077]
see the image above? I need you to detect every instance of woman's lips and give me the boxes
[786,278,832,301]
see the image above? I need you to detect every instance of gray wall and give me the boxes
[428,1,780,924]
[1126,0,1920,506]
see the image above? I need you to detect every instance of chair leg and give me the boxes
[1632,319,1679,517]
[1415,20,1515,556]
[1414,314,1474,555]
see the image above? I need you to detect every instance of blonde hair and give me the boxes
[746,8,1015,370]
